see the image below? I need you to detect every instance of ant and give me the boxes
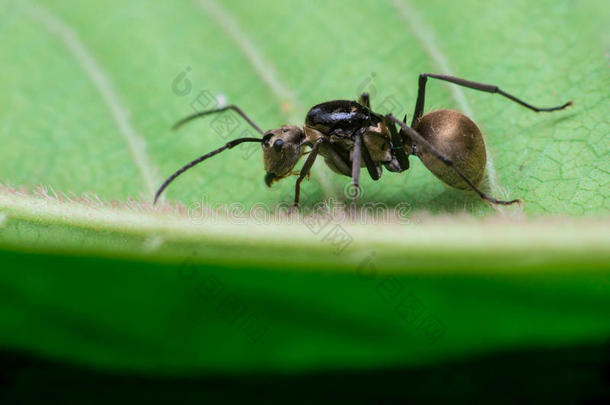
[154,73,571,209]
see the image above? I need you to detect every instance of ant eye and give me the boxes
[273,139,284,151]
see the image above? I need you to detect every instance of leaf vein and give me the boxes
[28,2,161,199]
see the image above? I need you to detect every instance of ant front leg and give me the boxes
[293,138,325,207]
[411,73,572,127]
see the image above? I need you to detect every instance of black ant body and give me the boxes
[154,74,571,208]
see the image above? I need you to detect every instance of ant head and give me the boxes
[261,125,306,186]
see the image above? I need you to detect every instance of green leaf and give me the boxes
[1,189,610,374]
[0,0,608,393]
[1,0,607,214]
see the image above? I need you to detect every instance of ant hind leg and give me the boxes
[411,73,572,126]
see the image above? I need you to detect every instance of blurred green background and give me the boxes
[0,0,609,402]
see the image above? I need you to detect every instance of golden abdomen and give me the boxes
[414,109,486,189]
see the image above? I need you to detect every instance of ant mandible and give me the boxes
[154,73,571,208]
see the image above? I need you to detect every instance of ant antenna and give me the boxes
[172,105,264,134]
[153,137,262,204]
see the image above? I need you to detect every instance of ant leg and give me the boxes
[387,115,520,206]
[294,138,325,207]
[384,116,410,171]
[325,142,352,176]
[356,95,382,180]
[173,105,264,134]
[411,73,572,126]
[361,140,382,181]
[358,92,371,108]
[350,128,368,210]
